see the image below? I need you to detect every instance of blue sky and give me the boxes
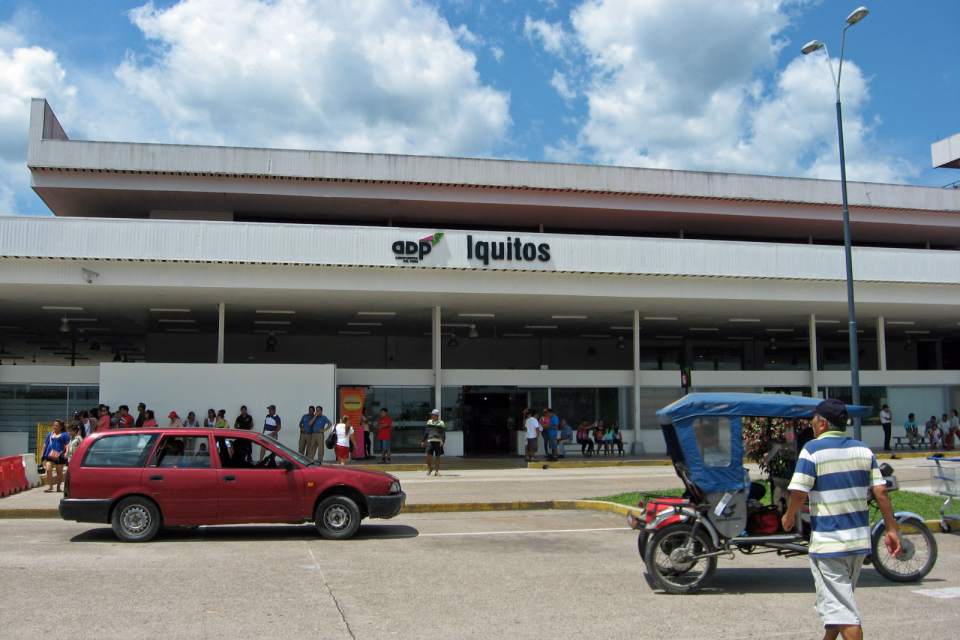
[0,0,957,216]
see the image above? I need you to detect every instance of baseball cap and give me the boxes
[430,409,440,415]
[267,404,276,410]
[816,399,848,430]
[168,411,178,419]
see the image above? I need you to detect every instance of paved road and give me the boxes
[2,512,958,639]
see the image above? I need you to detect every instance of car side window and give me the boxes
[150,436,211,469]
[215,436,288,469]
[82,434,159,468]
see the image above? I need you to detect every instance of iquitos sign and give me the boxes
[391,232,551,266]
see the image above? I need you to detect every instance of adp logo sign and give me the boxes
[392,232,443,264]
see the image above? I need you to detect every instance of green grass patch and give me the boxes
[589,489,953,522]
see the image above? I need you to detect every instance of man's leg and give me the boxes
[425,451,432,474]
[298,431,309,456]
[434,453,441,477]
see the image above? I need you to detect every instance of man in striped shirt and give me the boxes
[782,399,901,640]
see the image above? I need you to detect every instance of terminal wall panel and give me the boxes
[98,363,336,457]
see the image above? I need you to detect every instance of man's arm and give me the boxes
[871,484,902,557]
[781,490,807,532]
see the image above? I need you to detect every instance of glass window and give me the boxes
[214,435,304,469]
[151,435,212,468]
[692,417,731,467]
[82,433,159,468]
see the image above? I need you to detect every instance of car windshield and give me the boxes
[256,433,318,466]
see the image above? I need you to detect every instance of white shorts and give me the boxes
[809,554,865,627]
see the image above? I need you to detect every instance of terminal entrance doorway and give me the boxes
[462,391,520,456]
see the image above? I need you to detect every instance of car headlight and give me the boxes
[389,481,401,494]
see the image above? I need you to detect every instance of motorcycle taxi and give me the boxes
[630,393,938,594]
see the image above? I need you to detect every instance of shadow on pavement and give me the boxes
[69,523,420,543]
[644,566,944,595]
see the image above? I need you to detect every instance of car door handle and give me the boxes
[222,475,236,482]
[149,474,163,481]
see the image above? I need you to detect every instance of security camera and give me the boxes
[81,268,100,284]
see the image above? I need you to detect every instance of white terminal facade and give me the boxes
[1,98,959,457]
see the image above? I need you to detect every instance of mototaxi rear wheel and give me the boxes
[644,523,717,594]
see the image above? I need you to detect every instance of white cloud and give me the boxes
[523,16,572,57]
[0,27,77,214]
[538,0,913,183]
[491,46,504,63]
[550,69,576,101]
[113,0,511,157]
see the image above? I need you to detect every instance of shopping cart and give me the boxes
[929,457,960,533]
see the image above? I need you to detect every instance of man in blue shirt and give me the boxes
[298,406,315,456]
[307,405,332,460]
[782,399,900,640]
[545,408,560,461]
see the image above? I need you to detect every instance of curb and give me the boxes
[0,501,948,534]
[527,459,673,470]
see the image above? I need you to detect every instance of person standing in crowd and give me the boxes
[215,409,228,429]
[782,399,900,640]
[183,411,199,428]
[299,406,316,456]
[947,409,959,451]
[134,403,147,429]
[422,409,446,476]
[77,410,92,437]
[168,411,184,428]
[576,420,594,457]
[879,404,893,452]
[116,405,134,429]
[204,408,217,429]
[524,408,540,463]
[109,406,119,429]
[308,406,332,461]
[904,413,920,448]
[332,416,354,465]
[67,423,83,459]
[234,405,254,430]
[97,405,111,432]
[142,410,157,429]
[260,405,281,460]
[41,419,70,492]
[376,407,393,464]
[544,408,560,462]
[557,418,573,458]
[361,406,373,460]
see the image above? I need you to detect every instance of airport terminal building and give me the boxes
[1,99,959,456]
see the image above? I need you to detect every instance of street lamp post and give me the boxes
[802,7,869,440]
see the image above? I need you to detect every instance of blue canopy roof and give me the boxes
[656,393,873,426]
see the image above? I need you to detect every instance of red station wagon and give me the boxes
[59,428,406,542]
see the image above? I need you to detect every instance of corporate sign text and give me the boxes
[391,232,551,266]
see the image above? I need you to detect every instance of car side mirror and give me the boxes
[278,459,295,471]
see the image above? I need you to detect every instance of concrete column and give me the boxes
[633,310,642,436]
[877,316,887,371]
[809,314,818,398]
[433,306,442,411]
[217,302,225,364]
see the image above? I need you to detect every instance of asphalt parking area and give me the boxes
[1,511,958,639]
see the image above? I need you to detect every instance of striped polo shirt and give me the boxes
[787,431,885,558]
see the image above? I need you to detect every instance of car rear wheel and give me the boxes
[111,497,161,542]
[315,495,361,540]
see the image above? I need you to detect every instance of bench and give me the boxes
[893,435,929,450]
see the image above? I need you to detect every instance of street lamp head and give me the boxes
[845,7,869,25]
[801,40,825,55]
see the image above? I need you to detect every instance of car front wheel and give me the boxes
[315,495,362,540]
[111,497,161,542]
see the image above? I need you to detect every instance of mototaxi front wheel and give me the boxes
[644,523,717,594]
[872,517,937,583]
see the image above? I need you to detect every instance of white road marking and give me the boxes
[417,526,631,538]
[912,586,960,599]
